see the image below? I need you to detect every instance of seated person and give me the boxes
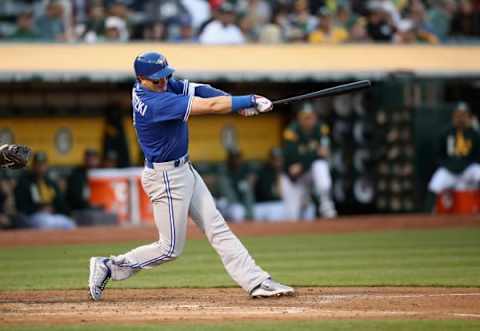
[66,149,117,226]
[281,105,337,219]
[253,148,287,222]
[217,149,255,222]
[14,152,76,230]
[427,102,480,211]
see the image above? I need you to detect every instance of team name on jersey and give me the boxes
[132,88,148,116]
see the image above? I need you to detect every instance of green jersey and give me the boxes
[437,127,480,174]
[282,122,331,173]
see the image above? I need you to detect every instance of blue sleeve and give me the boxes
[183,80,229,97]
[149,92,193,122]
[167,78,189,95]
[168,78,229,97]
[194,84,229,97]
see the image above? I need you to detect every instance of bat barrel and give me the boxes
[272,80,372,105]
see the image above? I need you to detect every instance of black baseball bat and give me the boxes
[272,80,372,105]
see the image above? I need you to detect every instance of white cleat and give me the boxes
[88,257,111,301]
[250,278,295,298]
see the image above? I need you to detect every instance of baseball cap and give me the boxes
[455,102,470,113]
[33,151,48,164]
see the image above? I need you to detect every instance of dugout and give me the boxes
[0,44,479,215]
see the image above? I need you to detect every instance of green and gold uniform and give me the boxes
[437,127,480,174]
[282,122,331,177]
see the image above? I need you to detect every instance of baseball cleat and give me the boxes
[88,257,111,301]
[250,278,295,298]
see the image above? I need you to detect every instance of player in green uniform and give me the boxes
[427,102,480,211]
[281,106,336,219]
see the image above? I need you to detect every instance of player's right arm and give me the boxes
[190,95,273,116]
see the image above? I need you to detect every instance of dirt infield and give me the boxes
[1,215,479,326]
[1,287,479,326]
[0,214,478,247]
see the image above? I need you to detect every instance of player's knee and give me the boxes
[153,240,183,259]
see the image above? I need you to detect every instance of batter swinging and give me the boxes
[88,51,294,300]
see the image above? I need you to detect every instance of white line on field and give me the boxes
[452,313,480,318]
[316,293,480,300]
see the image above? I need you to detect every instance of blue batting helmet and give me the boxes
[134,51,175,80]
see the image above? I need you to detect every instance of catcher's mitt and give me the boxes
[0,144,32,169]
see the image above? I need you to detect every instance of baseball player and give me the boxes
[427,102,480,211]
[0,144,31,169]
[88,51,294,300]
[281,106,337,219]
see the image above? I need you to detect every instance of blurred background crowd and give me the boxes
[1,0,480,44]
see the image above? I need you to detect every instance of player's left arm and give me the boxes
[190,82,229,98]
[169,77,229,97]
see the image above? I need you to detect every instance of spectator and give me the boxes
[407,1,439,44]
[81,4,106,43]
[167,14,196,42]
[199,2,245,44]
[281,104,337,219]
[253,148,287,222]
[181,0,211,33]
[104,15,128,41]
[349,16,370,42]
[66,149,100,211]
[142,0,190,41]
[102,150,119,168]
[451,0,480,38]
[286,0,318,41]
[8,11,40,41]
[335,4,357,31]
[366,4,395,42]
[14,152,76,230]
[426,0,457,41]
[142,20,166,41]
[35,1,67,41]
[426,102,480,212]
[237,0,272,41]
[66,149,117,226]
[258,5,288,43]
[0,177,15,229]
[309,7,349,44]
[217,149,255,222]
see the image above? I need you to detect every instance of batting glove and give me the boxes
[255,95,273,113]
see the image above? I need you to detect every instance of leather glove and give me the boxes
[0,144,32,169]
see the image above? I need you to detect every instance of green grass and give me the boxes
[0,228,479,290]
[2,320,480,331]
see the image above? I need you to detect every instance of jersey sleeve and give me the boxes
[167,77,228,97]
[183,80,229,97]
[167,78,188,95]
[150,92,193,122]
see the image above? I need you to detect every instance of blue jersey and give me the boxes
[132,78,227,163]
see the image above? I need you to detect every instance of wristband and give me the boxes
[231,95,256,112]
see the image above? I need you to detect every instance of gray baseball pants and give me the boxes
[108,160,270,293]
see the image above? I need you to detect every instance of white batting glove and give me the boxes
[254,95,273,113]
[239,108,259,117]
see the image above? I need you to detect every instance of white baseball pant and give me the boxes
[108,159,270,293]
[280,159,335,220]
[428,163,480,193]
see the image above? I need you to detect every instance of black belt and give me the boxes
[145,155,189,169]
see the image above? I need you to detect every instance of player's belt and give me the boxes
[145,154,189,170]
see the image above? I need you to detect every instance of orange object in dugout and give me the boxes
[88,168,154,224]
[436,190,480,214]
